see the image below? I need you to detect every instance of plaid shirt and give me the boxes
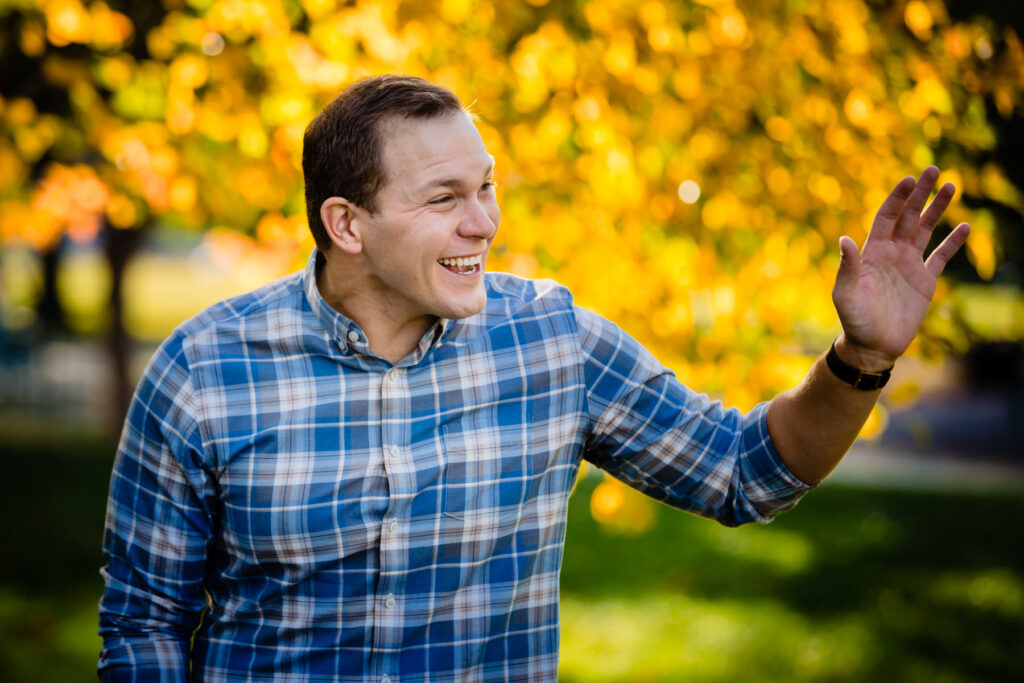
[99,250,811,682]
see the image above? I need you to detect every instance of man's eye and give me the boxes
[429,195,454,205]
[480,181,496,192]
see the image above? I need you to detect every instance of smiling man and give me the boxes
[98,75,969,681]
[313,109,500,363]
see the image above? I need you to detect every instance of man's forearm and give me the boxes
[765,334,889,484]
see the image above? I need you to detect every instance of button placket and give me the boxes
[372,366,409,680]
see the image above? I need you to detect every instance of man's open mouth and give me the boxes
[438,255,482,274]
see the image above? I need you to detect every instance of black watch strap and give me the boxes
[825,339,893,391]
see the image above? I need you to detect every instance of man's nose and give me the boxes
[458,196,499,239]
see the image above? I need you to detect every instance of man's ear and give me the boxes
[320,197,363,255]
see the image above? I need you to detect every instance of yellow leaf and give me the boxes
[858,404,889,441]
[904,1,934,40]
[844,89,874,128]
[966,224,997,281]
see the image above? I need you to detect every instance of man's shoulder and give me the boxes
[484,271,574,309]
[173,269,306,343]
[453,272,581,344]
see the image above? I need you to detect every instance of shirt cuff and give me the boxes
[740,401,816,518]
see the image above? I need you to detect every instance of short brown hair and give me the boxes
[302,75,467,253]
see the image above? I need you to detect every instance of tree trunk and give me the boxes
[37,242,69,338]
[104,220,146,436]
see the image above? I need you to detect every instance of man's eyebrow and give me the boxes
[419,159,495,192]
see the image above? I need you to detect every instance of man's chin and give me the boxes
[443,306,485,321]
[437,293,487,320]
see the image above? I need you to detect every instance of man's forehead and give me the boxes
[381,111,484,143]
[379,113,493,180]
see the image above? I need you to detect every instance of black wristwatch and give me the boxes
[825,339,893,391]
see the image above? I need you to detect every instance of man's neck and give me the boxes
[316,254,434,365]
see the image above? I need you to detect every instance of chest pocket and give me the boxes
[440,416,535,526]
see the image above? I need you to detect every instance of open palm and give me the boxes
[832,166,970,366]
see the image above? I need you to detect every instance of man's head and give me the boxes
[304,75,500,329]
[302,75,469,253]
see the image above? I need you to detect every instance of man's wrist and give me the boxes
[827,336,895,391]
[833,334,898,373]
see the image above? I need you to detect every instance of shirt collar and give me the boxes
[301,248,452,363]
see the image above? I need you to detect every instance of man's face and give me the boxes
[355,112,500,324]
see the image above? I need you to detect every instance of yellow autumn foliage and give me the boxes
[1,0,1023,423]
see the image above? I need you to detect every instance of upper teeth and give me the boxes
[438,255,481,268]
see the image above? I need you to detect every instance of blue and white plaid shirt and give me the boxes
[99,249,811,681]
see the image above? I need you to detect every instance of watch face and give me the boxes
[851,372,888,391]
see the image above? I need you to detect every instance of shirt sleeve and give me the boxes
[576,306,813,526]
[98,331,215,681]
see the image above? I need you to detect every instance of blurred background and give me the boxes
[1,0,1022,680]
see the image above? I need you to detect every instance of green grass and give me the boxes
[1,429,111,683]
[3,431,1022,682]
[559,476,1024,682]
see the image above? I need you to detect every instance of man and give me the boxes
[98,75,969,681]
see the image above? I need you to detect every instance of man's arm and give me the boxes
[767,166,970,483]
[98,334,213,681]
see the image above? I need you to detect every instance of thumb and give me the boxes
[834,235,861,294]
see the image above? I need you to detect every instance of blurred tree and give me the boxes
[1,0,1022,437]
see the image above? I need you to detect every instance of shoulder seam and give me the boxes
[180,272,303,337]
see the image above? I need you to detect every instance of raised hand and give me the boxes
[831,166,970,370]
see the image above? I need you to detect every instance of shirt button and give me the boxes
[381,676,392,683]
[387,519,398,534]
[384,593,396,609]
[385,368,401,383]
[347,330,360,343]
[387,445,400,459]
